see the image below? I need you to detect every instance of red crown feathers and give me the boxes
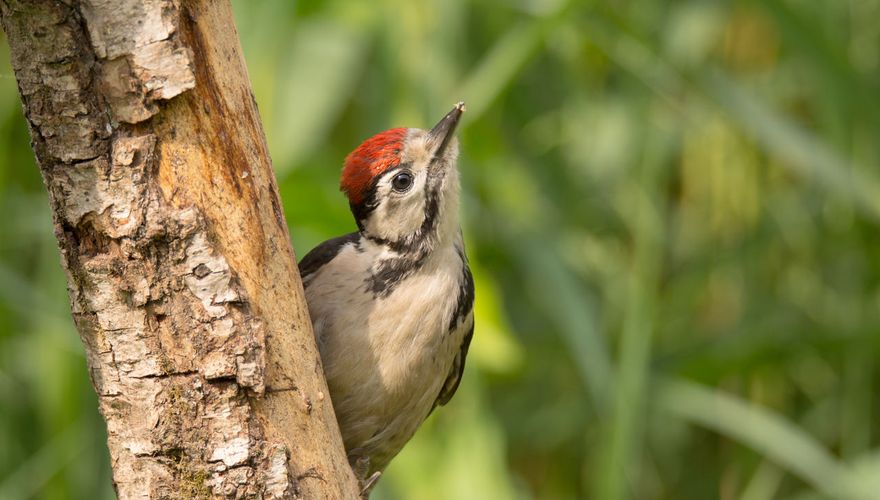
[340,128,407,204]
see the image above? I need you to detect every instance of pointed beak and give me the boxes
[428,101,466,162]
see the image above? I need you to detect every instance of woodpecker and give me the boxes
[298,103,474,487]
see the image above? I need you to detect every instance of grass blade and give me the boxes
[657,378,872,500]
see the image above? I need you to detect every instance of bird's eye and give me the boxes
[391,171,414,192]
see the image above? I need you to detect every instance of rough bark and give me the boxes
[0,0,360,498]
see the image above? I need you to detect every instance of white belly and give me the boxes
[303,241,466,470]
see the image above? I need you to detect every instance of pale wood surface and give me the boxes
[0,0,359,497]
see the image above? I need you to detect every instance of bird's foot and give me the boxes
[349,453,381,498]
[350,453,370,480]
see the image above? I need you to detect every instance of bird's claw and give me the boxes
[359,471,381,498]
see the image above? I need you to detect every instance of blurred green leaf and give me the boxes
[456,22,544,121]
[514,238,612,410]
[270,19,370,174]
[469,263,525,374]
[700,70,880,222]
[658,378,874,500]
[738,461,784,500]
[0,421,88,500]
[456,0,571,121]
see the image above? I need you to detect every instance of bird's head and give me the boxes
[341,102,465,250]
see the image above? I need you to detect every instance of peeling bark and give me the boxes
[0,0,359,498]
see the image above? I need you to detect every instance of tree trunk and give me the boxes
[0,0,359,498]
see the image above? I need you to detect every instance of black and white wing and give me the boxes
[298,232,360,283]
[435,319,474,407]
[434,262,475,407]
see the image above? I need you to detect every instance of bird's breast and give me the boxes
[303,240,467,458]
[366,266,463,387]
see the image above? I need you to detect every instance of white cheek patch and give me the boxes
[364,172,427,241]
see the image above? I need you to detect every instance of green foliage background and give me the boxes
[2,0,879,499]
